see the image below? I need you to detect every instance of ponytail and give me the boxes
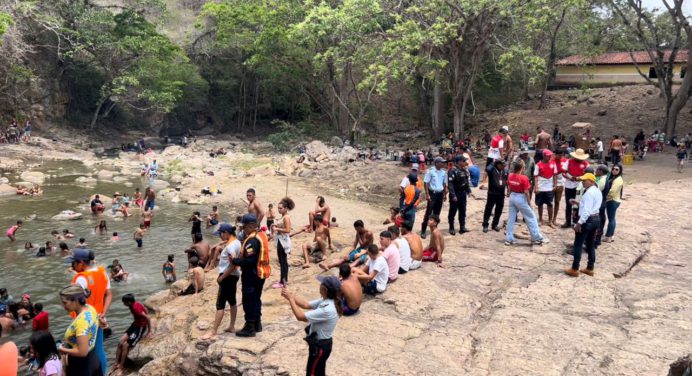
[327,289,343,317]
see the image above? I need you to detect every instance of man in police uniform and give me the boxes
[447,156,472,235]
[232,213,270,337]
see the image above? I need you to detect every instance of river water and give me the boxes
[0,160,211,371]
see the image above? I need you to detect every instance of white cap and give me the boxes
[411,163,419,170]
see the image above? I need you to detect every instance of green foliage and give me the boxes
[0,12,11,40]
[266,120,331,151]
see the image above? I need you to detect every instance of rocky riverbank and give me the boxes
[2,136,691,375]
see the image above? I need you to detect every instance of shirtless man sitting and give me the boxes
[185,233,211,268]
[338,264,362,316]
[179,256,205,295]
[421,215,445,267]
[307,196,331,232]
[246,188,265,225]
[401,221,423,270]
[319,219,373,271]
[298,215,331,268]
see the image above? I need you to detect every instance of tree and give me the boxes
[609,0,691,136]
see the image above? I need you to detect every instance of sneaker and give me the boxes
[564,268,579,277]
[579,268,594,277]
[504,240,515,246]
[271,281,284,289]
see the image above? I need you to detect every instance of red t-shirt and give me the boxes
[508,173,530,193]
[536,161,557,179]
[32,311,49,331]
[567,159,589,178]
[129,301,149,328]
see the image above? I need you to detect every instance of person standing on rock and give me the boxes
[420,157,447,239]
[534,126,553,163]
[399,163,423,207]
[272,197,295,288]
[481,127,507,186]
[561,149,590,228]
[534,149,558,227]
[246,188,265,226]
[565,173,602,277]
[232,214,270,337]
[505,161,546,246]
[202,224,241,339]
[281,276,342,376]
[601,164,624,243]
[400,174,421,227]
[482,159,507,233]
[114,294,150,376]
[552,149,567,226]
[447,155,472,235]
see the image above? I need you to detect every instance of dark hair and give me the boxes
[379,230,392,239]
[189,256,200,267]
[193,211,200,216]
[353,220,364,228]
[51,230,58,235]
[326,285,343,317]
[389,207,400,214]
[387,225,400,236]
[212,205,218,210]
[194,232,203,243]
[268,203,273,208]
[367,244,379,254]
[30,331,59,368]
[167,254,174,262]
[17,220,23,225]
[34,302,43,312]
[401,221,413,232]
[429,215,440,224]
[512,161,523,173]
[314,214,323,222]
[279,197,295,211]
[79,237,86,243]
[122,293,135,304]
[247,188,256,194]
[317,196,325,206]
[339,264,351,279]
[611,163,623,176]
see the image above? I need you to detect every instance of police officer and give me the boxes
[232,213,271,337]
[447,156,472,235]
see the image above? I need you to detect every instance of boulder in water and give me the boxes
[96,169,116,180]
[0,177,9,184]
[51,210,83,221]
[0,184,17,196]
[75,176,98,185]
[20,171,45,184]
[150,180,170,190]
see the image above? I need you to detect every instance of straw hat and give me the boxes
[569,148,589,161]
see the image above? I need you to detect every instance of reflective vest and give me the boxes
[255,231,271,279]
[71,266,109,317]
[403,185,421,207]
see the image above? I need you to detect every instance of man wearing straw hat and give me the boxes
[561,148,590,228]
[565,172,602,277]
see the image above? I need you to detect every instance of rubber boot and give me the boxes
[255,319,263,333]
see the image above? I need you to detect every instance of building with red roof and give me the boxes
[555,50,687,86]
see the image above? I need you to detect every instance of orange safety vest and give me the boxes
[245,231,271,279]
[403,184,421,207]
[71,266,109,316]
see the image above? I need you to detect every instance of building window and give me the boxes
[682,67,687,79]
[648,67,657,79]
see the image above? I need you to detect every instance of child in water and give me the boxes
[111,232,120,242]
[133,224,146,248]
[162,254,176,283]
[62,229,75,238]
[109,260,129,282]
[59,242,70,256]
[6,220,23,241]
[95,220,108,235]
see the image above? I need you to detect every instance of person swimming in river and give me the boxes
[134,223,146,248]
[59,242,70,256]
[109,260,129,282]
[206,206,220,228]
[75,237,87,248]
[142,207,153,228]
[120,202,131,217]
[95,220,108,235]
[51,230,65,241]
[111,232,120,242]
[6,220,22,242]
[62,229,75,239]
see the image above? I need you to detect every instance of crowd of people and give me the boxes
[3,121,686,376]
[0,118,31,144]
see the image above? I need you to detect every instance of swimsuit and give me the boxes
[5,226,17,237]
[136,239,143,247]
[422,247,438,262]
[347,247,367,264]
[210,218,219,226]
[342,300,360,316]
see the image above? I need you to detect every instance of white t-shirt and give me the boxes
[218,238,241,276]
[487,139,504,160]
[597,140,604,152]
[394,238,411,272]
[367,256,389,292]
[305,298,339,340]
[534,163,557,192]
[74,267,111,291]
[400,176,411,189]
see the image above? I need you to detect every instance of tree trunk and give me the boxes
[431,76,443,138]
[90,98,106,129]
[539,7,567,110]
[337,63,351,138]
[665,84,692,137]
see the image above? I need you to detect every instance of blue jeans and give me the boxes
[95,327,107,376]
[506,193,543,242]
[605,201,620,237]
[572,216,600,270]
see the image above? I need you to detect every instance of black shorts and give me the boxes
[216,274,239,310]
[126,324,148,348]
[535,191,554,206]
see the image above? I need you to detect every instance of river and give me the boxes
[0,159,212,372]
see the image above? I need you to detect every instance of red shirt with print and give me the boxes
[508,173,530,193]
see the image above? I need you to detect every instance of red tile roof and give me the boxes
[557,50,688,66]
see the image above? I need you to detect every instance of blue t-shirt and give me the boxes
[305,299,339,340]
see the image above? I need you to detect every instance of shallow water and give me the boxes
[0,160,214,371]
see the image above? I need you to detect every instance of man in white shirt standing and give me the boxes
[595,137,604,164]
[565,173,602,277]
